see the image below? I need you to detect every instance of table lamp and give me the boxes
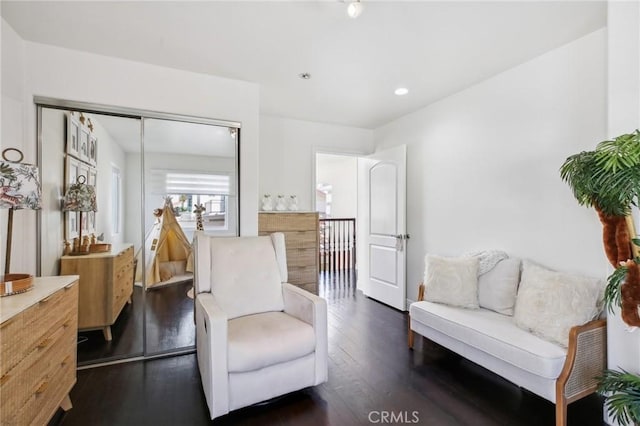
[0,148,42,296]
[62,174,97,255]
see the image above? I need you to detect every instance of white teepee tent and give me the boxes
[139,197,193,289]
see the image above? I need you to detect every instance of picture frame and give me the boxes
[79,126,90,163]
[66,112,81,159]
[87,166,97,235]
[88,134,98,166]
[65,156,81,189]
[66,212,79,241]
[64,156,81,240]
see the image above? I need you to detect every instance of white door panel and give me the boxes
[370,244,397,285]
[357,145,407,311]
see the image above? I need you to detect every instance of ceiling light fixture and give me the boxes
[347,0,363,19]
[394,87,409,96]
[299,72,312,80]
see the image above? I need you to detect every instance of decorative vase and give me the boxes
[275,195,287,211]
[288,195,298,211]
[261,194,273,211]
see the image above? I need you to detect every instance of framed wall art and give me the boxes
[88,134,98,166]
[66,112,80,159]
[79,125,90,163]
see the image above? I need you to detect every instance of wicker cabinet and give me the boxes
[0,276,79,425]
[60,243,134,341]
[259,212,319,294]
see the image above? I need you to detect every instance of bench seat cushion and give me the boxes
[410,301,567,379]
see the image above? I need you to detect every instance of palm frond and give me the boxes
[604,265,628,313]
[597,369,640,426]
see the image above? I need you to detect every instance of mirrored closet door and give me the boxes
[141,117,238,355]
[37,100,240,366]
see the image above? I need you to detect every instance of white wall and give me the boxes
[91,115,128,246]
[1,19,34,275]
[1,19,260,275]
[259,115,373,212]
[373,29,609,303]
[606,2,640,423]
[316,153,358,218]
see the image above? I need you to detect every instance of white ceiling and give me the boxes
[2,1,606,129]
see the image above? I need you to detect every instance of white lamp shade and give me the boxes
[0,161,42,210]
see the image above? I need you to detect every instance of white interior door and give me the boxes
[357,145,407,310]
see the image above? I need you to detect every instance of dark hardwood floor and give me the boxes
[55,271,604,426]
[77,281,195,365]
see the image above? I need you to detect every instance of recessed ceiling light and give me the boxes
[299,73,311,80]
[394,87,409,96]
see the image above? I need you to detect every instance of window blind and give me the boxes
[150,170,233,195]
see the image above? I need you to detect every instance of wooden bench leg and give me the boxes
[408,318,414,349]
[555,396,567,426]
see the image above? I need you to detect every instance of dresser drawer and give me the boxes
[0,282,76,375]
[286,247,317,268]
[288,267,317,286]
[259,213,318,232]
[0,283,77,425]
[113,246,134,272]
[282,231,318,249]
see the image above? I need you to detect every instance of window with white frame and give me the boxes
[150,170,232,231]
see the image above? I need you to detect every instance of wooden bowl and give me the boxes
[89,243,112,253]
[0,273,34,297]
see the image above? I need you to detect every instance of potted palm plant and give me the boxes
[560,129,640,425]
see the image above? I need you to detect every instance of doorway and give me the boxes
[315,153,358,299]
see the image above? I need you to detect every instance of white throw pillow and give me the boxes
[478,258,521,315]
[424,254,479,309]
[514,260,604,347]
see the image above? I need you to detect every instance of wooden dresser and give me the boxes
[60,243,134,341]
[258,212,319,294]
[0,276,79,425]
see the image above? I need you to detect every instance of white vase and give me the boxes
[261,195,273,211]
[288,195,298,211]
[275,195,287,211]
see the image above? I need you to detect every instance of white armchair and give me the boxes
[193,232,328,420]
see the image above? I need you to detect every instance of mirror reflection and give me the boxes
[40,107,144,365]
[141,118,238,354]
[39,105,239,365]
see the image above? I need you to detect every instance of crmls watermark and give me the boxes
[368,410,420,424]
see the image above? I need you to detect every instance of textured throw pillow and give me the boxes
[424,254,479,309]
[478,258,521,315]
[514,260,604,347]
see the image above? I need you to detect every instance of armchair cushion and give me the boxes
[228,312,315,372]
[209,236,284,319]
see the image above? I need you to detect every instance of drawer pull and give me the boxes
[35,381,49,395]
[37,337,52,349]
[39,295,54,304]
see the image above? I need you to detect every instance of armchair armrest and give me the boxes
[555,319,607,426]
[282,283,328,385]
[195,293,230,419]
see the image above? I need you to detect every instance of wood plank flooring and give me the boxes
[54,272,604,425]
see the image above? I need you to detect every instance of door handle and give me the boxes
[395,234,410,251]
